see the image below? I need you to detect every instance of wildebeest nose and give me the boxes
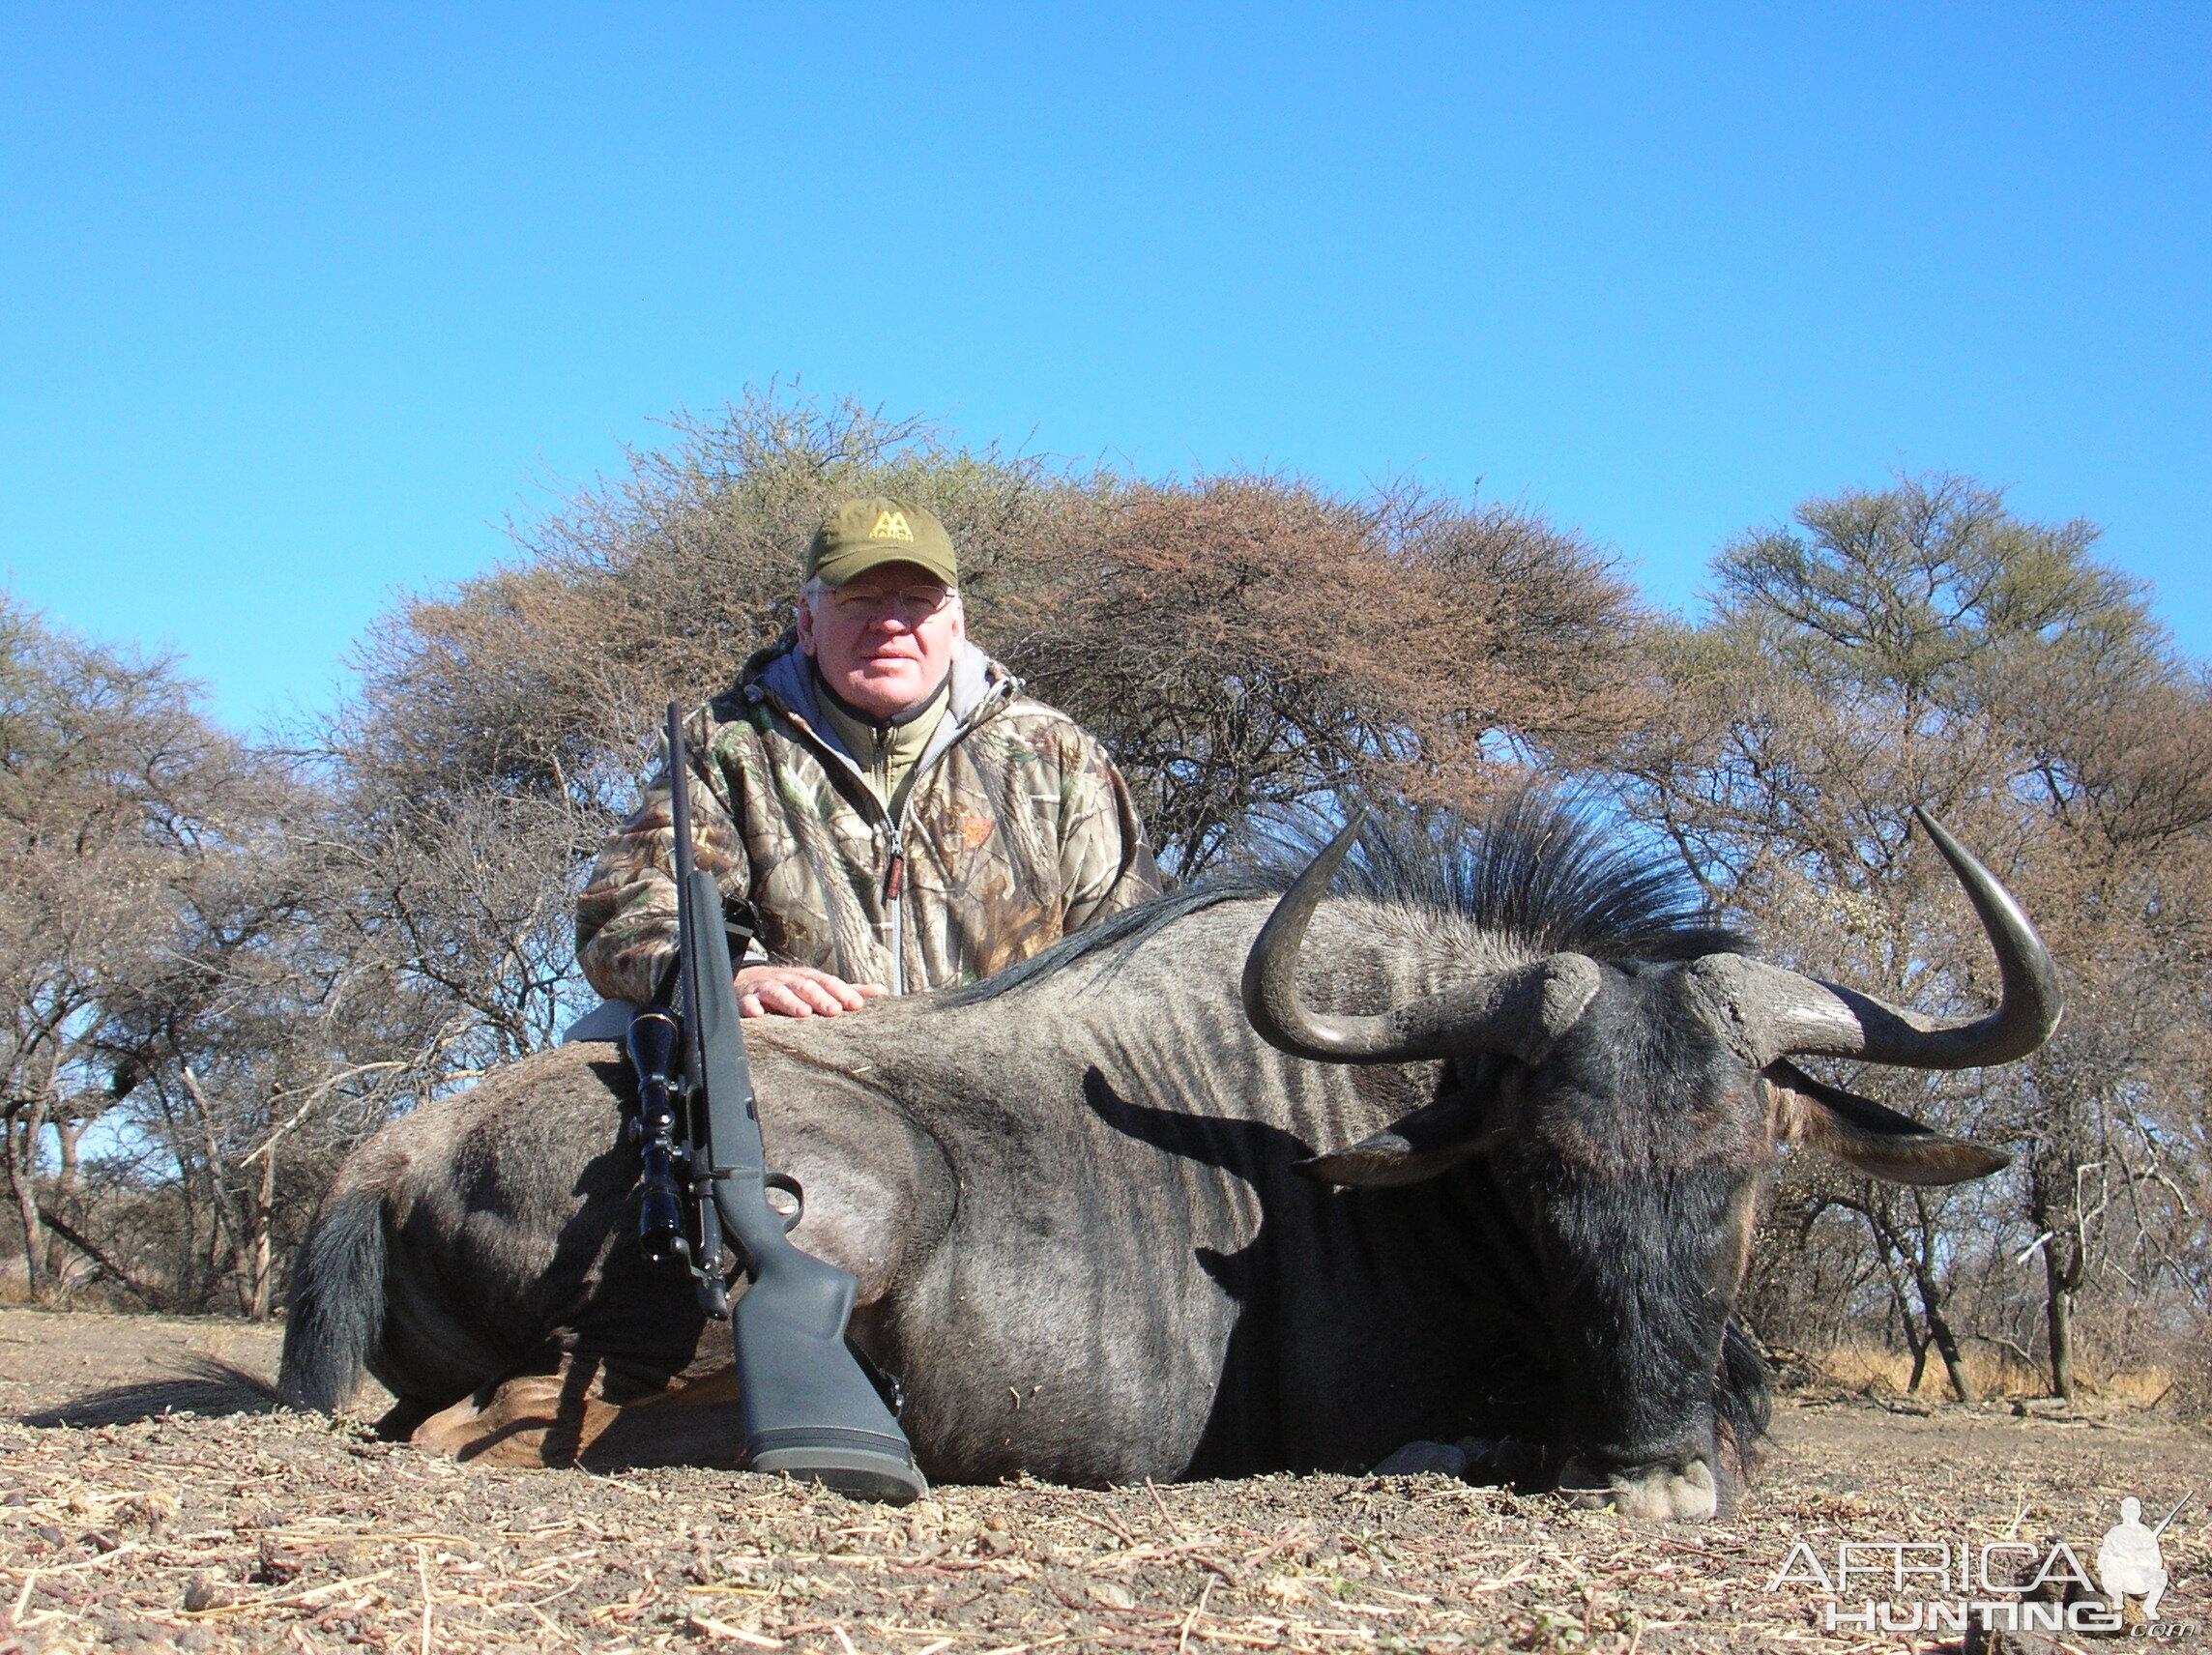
[1556,1452,1719,1521]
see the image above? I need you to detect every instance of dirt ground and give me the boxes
[0,1308,2206,1655]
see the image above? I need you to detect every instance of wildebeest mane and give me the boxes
[943,791,1747,1006]
[1264,790,1751,962]
[938,884,1266,1004]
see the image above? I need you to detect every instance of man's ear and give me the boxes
[1769,1060,2010,1187]
[795,595,818,655]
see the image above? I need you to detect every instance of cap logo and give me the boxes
[869,508,915,543]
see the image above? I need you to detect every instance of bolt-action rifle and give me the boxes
[624,702,927,1503]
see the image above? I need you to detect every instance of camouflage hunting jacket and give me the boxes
[575,637,1161,1005]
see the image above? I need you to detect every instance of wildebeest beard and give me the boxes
[1462,966,1781,1496]
[1470,1151,1774,1502]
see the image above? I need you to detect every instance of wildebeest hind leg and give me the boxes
[409,1350,748,1470]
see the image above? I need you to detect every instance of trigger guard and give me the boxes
[765,1171,804,1233]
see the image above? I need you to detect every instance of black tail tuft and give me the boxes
[277,1186,386,1412]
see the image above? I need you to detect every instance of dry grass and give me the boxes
[1805,1340,2178,1406]
[1,1399,2205,1655]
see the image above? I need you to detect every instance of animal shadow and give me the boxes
[23,1355,281,1428]
[1078,1064,1328,1476]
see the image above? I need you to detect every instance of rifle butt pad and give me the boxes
[733,1247,928,1504]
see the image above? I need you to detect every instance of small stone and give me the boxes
[255,1535,306,1583]
[1089,1579,1138,1611]
[978,1527,1016,1555]
[183,1572,234,1612]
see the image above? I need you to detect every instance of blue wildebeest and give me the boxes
[279,800,2055,1518]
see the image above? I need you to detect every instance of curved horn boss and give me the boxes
[1243,806,2061,1075]
[1239,815,1602,1067]
[1690,807,2063,1069]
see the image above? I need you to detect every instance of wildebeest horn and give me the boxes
[1690,809,2062,1070]
[1241,817,1602,1064]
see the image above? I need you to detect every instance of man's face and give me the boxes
[796,560,966,720]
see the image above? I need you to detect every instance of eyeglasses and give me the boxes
[822,584,957,622]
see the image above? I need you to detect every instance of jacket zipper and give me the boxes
[884,824,906,996]
[878,680,1014,996]
[754,670,1015,996]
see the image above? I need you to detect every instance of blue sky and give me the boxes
[4,3,2205,731]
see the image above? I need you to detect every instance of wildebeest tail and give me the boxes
[277,1184,386,1412]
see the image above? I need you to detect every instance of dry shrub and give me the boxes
[996,477,1648,874]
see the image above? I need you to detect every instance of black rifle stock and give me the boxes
[625,702,926,1503]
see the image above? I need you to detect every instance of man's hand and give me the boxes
[734,963,888,1019]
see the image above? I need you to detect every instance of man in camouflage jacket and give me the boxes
[575,497,1159,1018]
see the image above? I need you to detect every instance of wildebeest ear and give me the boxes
[1295,1089,1490,1189]
[1768,1060,2010,1187]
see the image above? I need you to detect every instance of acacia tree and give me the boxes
[0,601,274,1299]
[335,390,1649,883]
[995,477,1647,876]
[1605,475,2212,1398]
[0,601,451,1314]
[332,391,1068,818]
[90,780,444,1317]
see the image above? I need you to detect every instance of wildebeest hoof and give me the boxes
[1370,1439,1470,1476]
[1557,1456,1716,1521]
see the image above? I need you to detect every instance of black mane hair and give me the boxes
[943,790,1748,1006]
[1240,790,1750,963]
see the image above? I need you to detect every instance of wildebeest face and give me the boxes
[1242,808,2055,1518]
[1470,965,1781,1515]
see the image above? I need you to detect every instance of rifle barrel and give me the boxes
[654,701,925,1503]
[2152,1492,2192,1536]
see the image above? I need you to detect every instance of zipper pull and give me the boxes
[886,829,905,901]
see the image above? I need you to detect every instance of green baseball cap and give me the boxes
[804,497,958,588]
